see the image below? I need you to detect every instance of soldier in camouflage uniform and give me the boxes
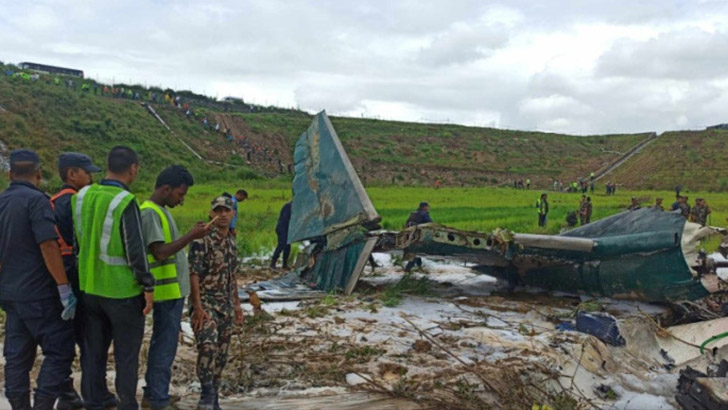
[188,196,244,410]
[690,198,711,226]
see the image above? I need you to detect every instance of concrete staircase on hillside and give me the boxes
[592,132,659,182]
[143,103,204,161]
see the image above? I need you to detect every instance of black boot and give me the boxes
[7,393,31,410]
[197,385,215,410]
[213,383,222,410]
[103,392,119,409]
[214,391,222,410]
[56,377,84,410]
[32,394,56,410]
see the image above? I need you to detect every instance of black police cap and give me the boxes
[58,152,101,173]
[10,149,40,166]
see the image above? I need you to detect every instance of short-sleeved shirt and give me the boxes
[141,205,190,297]
[188,227,238,313]
[0,181,59,302]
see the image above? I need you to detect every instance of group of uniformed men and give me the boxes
[0,147,242,410]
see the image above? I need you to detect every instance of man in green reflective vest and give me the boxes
[73,146,155,410]
[536,193,549,227]
[140,166,209,410]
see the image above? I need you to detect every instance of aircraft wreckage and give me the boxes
[245,111,728,304]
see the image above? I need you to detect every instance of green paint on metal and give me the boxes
[288,111,379,243]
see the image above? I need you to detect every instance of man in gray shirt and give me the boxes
[140,166,209,410]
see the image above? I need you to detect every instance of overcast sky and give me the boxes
[1,0,727,135]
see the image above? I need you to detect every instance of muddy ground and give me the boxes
[0,256,726,409]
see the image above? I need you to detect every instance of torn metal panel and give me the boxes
[301,237,378,294]
[249,112,380,296]
[241,272,326,301]
[288,111,379,244]
[396,209,720,302]
[395,223,510,267]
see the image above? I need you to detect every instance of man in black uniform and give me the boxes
[0,150,76,410]
[270,201,292,269]
[52,153,118,410]
[404,202,433,272]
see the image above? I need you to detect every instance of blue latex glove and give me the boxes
[58,284,77,320]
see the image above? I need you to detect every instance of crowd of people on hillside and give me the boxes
[3,65,294,175]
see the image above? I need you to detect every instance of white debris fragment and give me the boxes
[346,373,369,386]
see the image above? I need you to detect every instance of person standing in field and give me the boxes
[140,166,209,410]
[583,197,593,224]
[671,196,690,218]
[526,178,530,189]
[690,198,711,226]
[270,201,292,269]
[684,196,692,217]
[652,197,664,211]
[578,195,587,225]
[627,197,641,211]
[226,189,248,236]
[189,196,244,410]
[404,202,432,271]
[536,193,549,227]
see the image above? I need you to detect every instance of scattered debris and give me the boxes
[575,311,626,346]
[412,340,431,353]
[676,360,728,409]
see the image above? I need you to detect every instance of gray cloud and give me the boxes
[596,29,728,80]
[1,0,728,134]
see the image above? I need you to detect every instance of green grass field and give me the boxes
[164,182,728,258]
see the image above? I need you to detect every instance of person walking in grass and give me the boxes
[536,193,549,227]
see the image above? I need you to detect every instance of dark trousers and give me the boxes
[538,214,547,227]
[144,298,184,408]
[271,239,290,268]
[63,272,115,406]
[81,293,145,410]
[1,298,74,399]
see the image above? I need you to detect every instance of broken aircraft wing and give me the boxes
[394,209,724,302]
[247,111,380,296]
[247,109,726,304]
[288,111,379,243]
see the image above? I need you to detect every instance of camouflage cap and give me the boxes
[210,195,234,210]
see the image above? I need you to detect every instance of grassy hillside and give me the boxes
[235,112,648,187]
[2,63,726,192]
[605,129,728,191]
[0,70,263,190]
